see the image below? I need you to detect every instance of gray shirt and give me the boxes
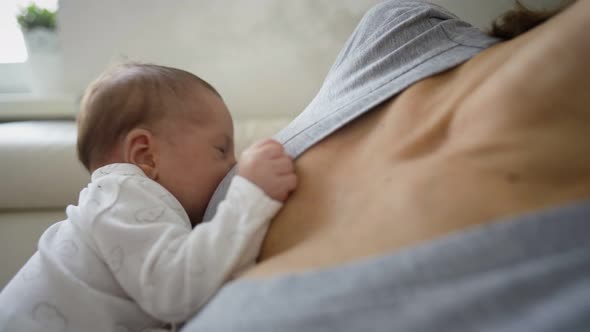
[203,0,499,220]
[190,1,590,331]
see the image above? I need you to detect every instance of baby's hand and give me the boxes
[238,139,297,202]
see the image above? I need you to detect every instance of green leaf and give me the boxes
[16,3,57,31]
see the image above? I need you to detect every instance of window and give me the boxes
[0,0,57,92]
[0,1,27,64]
[1,0,59,64]
[1,0,70,119]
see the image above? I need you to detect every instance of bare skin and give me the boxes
[241,0,590,278]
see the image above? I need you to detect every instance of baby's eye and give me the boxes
[216,146,226,154]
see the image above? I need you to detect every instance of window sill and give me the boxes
[0,93,76,121]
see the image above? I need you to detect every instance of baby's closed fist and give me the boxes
[238,139,297,202]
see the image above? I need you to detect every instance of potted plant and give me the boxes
[16,3,64,95]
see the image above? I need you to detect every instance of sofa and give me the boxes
[0,117,292,289]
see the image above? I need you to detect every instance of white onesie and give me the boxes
[0,163,281,332]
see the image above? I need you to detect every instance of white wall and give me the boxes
[58,0,380,117]
[58,0,563,117]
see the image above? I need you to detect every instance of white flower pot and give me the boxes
[22,28,65,96]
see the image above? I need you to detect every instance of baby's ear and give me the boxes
[123,128,158,179]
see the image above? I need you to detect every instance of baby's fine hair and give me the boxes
[77,63,220,171]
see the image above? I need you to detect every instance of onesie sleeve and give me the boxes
[88,174,281,323]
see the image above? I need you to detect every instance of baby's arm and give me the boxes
[87,140,295,324]
[226,139,297,273]
[86,174,281,323]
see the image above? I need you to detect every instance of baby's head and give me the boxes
[77,63,236,223]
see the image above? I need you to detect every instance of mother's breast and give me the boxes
[239,68,466,277]
[240,25,590,278]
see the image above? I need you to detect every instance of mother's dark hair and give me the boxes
[489,0,576,39]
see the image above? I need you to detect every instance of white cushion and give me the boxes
[0,121,89,209]
[0,117,293,210]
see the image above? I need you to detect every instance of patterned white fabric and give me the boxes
[0,163,281,331]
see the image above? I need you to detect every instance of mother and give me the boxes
[186,1,590,330]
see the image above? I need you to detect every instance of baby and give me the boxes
[0,63,297,331]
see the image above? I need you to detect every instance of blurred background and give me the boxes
[0,0,563,119]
